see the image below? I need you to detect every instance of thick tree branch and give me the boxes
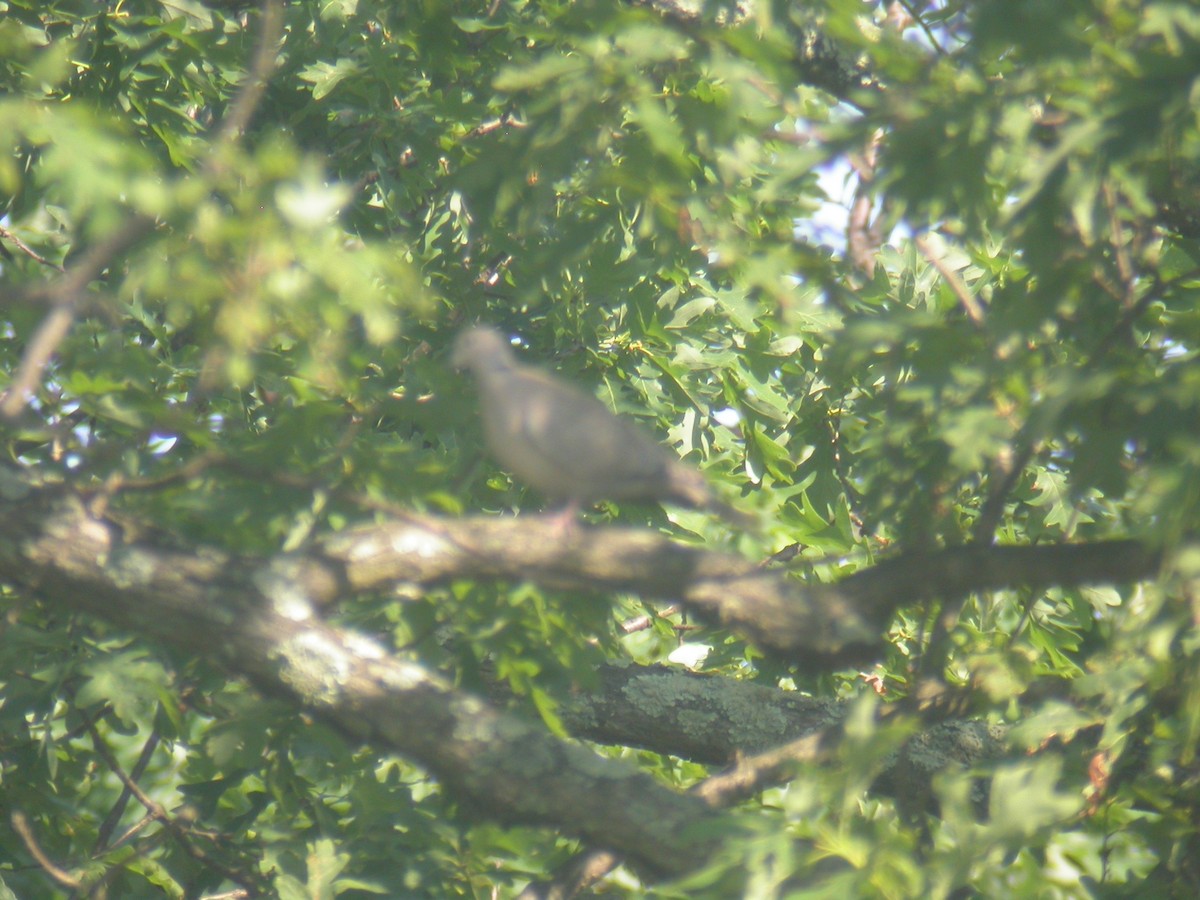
[316,515,1162,666]
[318,514,884,667]
[553,662,843,765]
[0,483,725,878]
[509,661,1010,810]
[4,469,1161,672]
[0,475,1152,885]
[836,540,1162,618]
[523,664,1009,897]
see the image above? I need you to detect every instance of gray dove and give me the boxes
[452,325,750,525]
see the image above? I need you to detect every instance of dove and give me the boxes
[451,325,750,526]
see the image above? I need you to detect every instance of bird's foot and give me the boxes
[542,500,583,537]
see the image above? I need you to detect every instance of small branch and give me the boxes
[618,604,680,634]
[916,233,985,324]
[2,0,285,421]
[108,811,159,851]
[93,726,162,853]
[524,676,1007,896]
[28,217,157,306]
[972,267,1200,544]
[516,725,841,898]
[517,850,621,900]
[0,488,729,879]
[0,303,75,417]
[825,405,872,535]
[973,437,1039,542]
[211,0,285,152]
[694,730,833,807]
[846,130,885,276]
[0,223,66,272]
[466,113,527,138]
[1102,182,1136,309]
[517,725,837,898]
[11,810,82,889]
[895,0,945,53]
[79,707,260,892]
[0,217,156,419]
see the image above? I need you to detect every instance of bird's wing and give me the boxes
[493,367,673,501]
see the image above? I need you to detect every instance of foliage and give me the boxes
[2,0,1200,896]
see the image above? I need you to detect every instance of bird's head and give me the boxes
[451,325,517,375]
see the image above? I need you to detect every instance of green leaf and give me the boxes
[988,758,1082,839]
[76,651,171,727]
[299,59,363,100]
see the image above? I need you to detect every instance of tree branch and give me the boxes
[0,483,726,879]
[551,662,843,765]
[316,515,1162,665]
[0,1,285,421]
[0,475,1152,885]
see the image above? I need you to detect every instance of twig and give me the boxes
[1102,182,1136,308]
[94,727,162,853]
[87,451,227,505]
[1,303,75,416]
[618,605,679,634]
[211,0,285,152]
[1,0,286,420]
[79,708,259,893]
[11,810,82,889]
[826,405,871,536]
[895,0,945,54]
[0,217,155,419]
[846,130,885,276]
[518,726,836,897]
[972,268,1200,544]
[467,113,526,138]
[916,233,984,324]
[108,811,159,851]
[81,711,182,826]
[516,849,621,900]
[0,223,66,273]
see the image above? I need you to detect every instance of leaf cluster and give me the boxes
[2,0,1200,897]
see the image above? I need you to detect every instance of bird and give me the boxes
[451,325,751,526]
